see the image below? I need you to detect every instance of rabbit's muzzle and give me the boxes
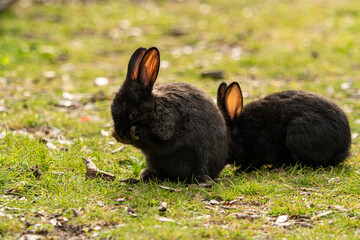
[112,126,139,144]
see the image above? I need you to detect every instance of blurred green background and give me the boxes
[0,0,359,239]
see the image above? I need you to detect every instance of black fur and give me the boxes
[218,82,351,171]
[111,47,228,182]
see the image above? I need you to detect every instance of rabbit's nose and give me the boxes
[112,128,127,140]
[130,126,139,141]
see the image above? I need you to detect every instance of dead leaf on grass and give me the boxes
[273,222,293,228]
[79,116,90,122]
[0,105,8,113]
[27,223,53,234]
[0,211,13,219]
[82,157,115,181]
[0,131,6,139]
[46,142,58,150]
[19,234,45,240]
[71,208,81,218]
[114,198,126,205]
[351,133,358,140]
[311,210,333,220]
[156,216,175,223]
[195,214,212,220]
[332,205,349,212]
[52,171,64,176]
[298,187,321,196]
[209,199,219,205]
[100,130,109,137]
[276,215,289,223]
[125,207,137,217]
[158,202,167,212]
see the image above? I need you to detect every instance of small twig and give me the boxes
[111,145,125,154]
[82,157,115,181]
[158,185,182,192]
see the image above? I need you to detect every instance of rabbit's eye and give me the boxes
[129,110,137,120]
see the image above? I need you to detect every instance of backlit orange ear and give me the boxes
[127,47,147,80]
[217,82,227,111]
[224,82,243,121]
[138,47,160,88]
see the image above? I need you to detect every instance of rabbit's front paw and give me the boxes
[139,168,162,182]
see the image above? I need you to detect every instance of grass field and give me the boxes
[1,0,360,239]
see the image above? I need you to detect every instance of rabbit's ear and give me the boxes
[127,47,147,80]
[138,47,160,89]
[217,82,228,111]
[225,82,243,121]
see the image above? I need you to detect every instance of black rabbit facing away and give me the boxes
[111,47,228,183]
[217,82,351,172]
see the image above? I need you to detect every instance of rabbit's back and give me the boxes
[152,82,225,138]
[234,90,351,168]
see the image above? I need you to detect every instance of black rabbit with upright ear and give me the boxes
[217,82,351,171]
[111,47,228,183]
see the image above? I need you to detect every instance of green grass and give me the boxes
[1,0,360,239]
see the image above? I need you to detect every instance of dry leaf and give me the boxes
[71,208,80,217]
[351,133,358,140]
[79,116,90,122]
[19,234,45,240]
[125,207,137,217]
[210,200,219,205]
[195,214,212,220]
[158,202,167,212]
[115,198,126,204]
[82,157,115,181]
[311,211,332,220]
[332,205,349,212]
[276,215,289,223]
[0,131,6,139]
[46,142,58,150]
[156,216,175,223]
[274,222,292,228]
[101,130,109,137]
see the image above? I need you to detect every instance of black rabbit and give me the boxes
[217,82,351,171]
[111,47,228,183]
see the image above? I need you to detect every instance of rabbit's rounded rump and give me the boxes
[237,90,351,169]
[111,47,227,182]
